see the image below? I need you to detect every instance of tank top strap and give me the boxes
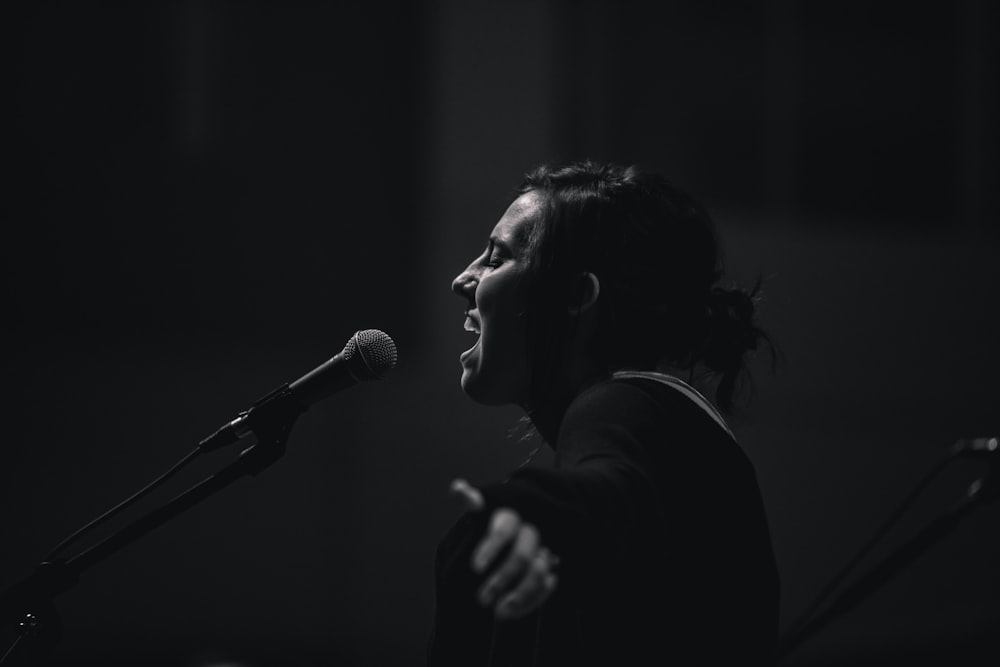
[611,370,735,439]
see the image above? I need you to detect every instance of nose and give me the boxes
[452,264,477,299]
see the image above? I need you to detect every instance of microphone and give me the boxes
[199,329,398,451]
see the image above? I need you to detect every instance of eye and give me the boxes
[485,241,504,268]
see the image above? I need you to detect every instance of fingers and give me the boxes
[472,508,523,573]
[476,514,537,604]
[474,511,560,619]
[445,481,560,618]
[495,548,559,620]
[449,478,484,512]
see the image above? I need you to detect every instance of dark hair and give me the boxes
[517,159,772,413]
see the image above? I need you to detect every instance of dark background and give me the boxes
[3,1,998,665]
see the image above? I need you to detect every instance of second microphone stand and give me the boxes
[777,471,997,662]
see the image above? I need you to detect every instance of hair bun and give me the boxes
[701,283,769,411]
[707,287,759,350]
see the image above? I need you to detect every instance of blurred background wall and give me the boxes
[3,1,998,665]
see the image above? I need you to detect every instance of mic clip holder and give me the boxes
[199,382,308,455]
[232,383,307,475]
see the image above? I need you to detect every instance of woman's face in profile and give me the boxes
[451,190,542,406]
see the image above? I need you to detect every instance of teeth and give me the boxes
[464,316,480,334]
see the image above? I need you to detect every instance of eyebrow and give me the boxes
[488,236,511,252]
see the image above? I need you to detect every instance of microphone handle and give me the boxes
[288,351,358,406]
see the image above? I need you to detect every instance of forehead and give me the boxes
[490,190,544,249]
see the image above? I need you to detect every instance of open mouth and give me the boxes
[461,310,482,361]
[464,310,481,335]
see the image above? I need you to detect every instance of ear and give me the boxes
[568,272,601,316]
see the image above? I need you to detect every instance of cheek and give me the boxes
[478,280,532,384]
[477,278,528,339]
[477,269,527,314]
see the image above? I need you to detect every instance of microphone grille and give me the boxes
[343,329,398,380]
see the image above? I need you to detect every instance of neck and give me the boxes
[525,405,562,446]
[523,310,608,446]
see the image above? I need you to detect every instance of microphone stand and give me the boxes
[0,385,303,666]
[777,473,998,662]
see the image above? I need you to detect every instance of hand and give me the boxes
[450,478,560,620]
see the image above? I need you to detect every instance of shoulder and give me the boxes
[558,373,746,470]
[560,376,663,439]
[556,375,695,464]
[565,374,663,421]
[562,374,722,439]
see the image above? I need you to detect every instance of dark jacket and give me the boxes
[429,373,780,666]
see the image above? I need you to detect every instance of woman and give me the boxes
[429,160,780,666]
